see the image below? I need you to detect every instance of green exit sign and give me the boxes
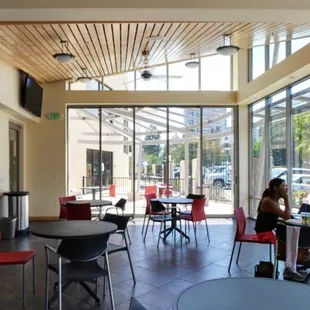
[46,112,63,120]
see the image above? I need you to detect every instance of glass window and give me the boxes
[69,79,101,91]
[168,60,199,91]
[200,55,231,91]
[136,65,167,91]
[291,88,310,207]
[250,100,266,218]
[269,42,286,68]
[251,46,266,80]
[104,72,134,90]
[291,37,310,54]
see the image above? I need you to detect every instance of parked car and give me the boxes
[292,174,310,191]
[272,167,310,181]
[205,165,231,188]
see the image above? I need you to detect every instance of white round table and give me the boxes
[174,277,310,310]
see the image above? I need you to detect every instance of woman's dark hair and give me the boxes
[257,178,285,212]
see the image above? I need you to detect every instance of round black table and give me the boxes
[31,220,117,239]
[173,277,310,310]
[63,200,112,219]
[152,197,193,241]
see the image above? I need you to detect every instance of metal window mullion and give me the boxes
[248,48,253,82]
[99,108,103,200]
[286,88,293,207]
[286,40,291,57]
[134,70,137,91]
[200,106,203,194]
[265,45,270,71]
[132,108,136,217]
[198,57,202,90]
[166,107,169,191]
[248,105,254,216]
[234,107,240,210]
[265,98,270,186]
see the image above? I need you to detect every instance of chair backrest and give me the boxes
[57,234,110,262]
[187,193,205,199]
[109,184,116,197]
[115,198,127,210]
[299,203,310,214]
[66,202,92,220]
[145,193,157,214]
[276,223,310,248]
[234,207,246,238]
[191,198,207,221]
[58,195,76,219]
[145,185,157,196]
[102,213,130,231]
[150,200,166,213]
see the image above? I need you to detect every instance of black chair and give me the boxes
[101,210,136,284]
[129,297,147,310]
[299,203,310,214]
[44,234,115,310]
[113,198,132,244]
[273,222,310,280]
[143,200,182,248]
[187,193,205,199]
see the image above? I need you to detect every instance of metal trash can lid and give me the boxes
[0,217,17,222]
[3,191,29,196]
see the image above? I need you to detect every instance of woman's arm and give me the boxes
[261,197,291,220]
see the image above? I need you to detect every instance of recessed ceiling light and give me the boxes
[145,36,164,42]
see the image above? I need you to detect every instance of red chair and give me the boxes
[181,198,209,246]
[144,185,157,196]
[141,193,157,235]
[228,207,275,273]
[109,184,116,197]
[0,232,35,307]
[66,202,92,220]
[58,195,76,220]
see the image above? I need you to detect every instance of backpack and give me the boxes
[254,261,278,278]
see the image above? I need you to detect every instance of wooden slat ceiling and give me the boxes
[0,22,309,84]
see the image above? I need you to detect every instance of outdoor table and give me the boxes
[173,277,310,310]
[31,221,117,308]
[152,197,193,241]
[63,199,112,219]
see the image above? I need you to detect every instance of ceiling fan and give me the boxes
[126,51,182,84]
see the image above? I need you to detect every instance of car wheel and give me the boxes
[214,179,225,187]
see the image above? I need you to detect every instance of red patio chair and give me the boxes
[0,232,36,307]
[66,202,92,220]
[109,184,116,197]
[228,206,275,273]
[141,193,157,235]
[144,185,157,196]
[58,195,76,220]
[181,198,209,246]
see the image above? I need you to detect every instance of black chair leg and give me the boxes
[228,241,237,273]
[141,214,147,235]
[193,222,198,247]
[124,233,136,284]
[152,221,155,231]
[126,228,132,245]
[236,242,243,264]
[143,218,151,241]
[205,219,210,242]
[269,244,272,262]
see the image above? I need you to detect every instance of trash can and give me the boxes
[0,217,17,239]
[3,191,29,237]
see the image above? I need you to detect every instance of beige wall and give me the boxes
[25,82,66,217]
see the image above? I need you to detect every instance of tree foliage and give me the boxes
[142,125,162,164]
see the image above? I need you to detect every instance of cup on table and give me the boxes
[301,212,310,226]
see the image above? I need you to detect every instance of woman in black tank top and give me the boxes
[255,178,291,237]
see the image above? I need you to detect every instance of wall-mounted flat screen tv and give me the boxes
[20,73,43,117]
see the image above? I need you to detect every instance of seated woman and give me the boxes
[255,178,307,282]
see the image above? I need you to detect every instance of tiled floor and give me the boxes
[0,218,278,309]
